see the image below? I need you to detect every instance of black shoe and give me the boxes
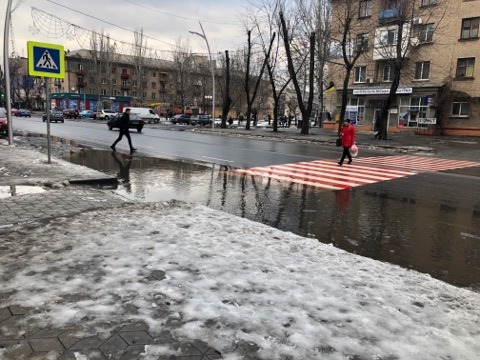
[338,161,343,166]
[110,145,116,151]
[130,148,137,153]
[347,160,352,164]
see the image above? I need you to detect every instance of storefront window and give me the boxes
[399,96,429,127]
[346,98,365,124]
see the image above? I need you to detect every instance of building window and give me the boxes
[132,80,138,87]
[113,79,117,85]
[359,0,372,17]
[456,58,475,78]
[111,67,116,74]
[142,92,147,98]
[122,68,128,74]
[152,71,156,77]
[419,24,435,43]
[122,80,128,86]
[347,98,365,123]
[101,89,107,95]
[354,66,367,83]
[380,63,393,81]
[78,64,84,70]
[461,18,479,39]
[112,90,118,96]
[452,101,469,116]
[421,0,436,6]
[152,82,157,89]
[399,97,429,127]
[380,29,397,46]
[133,69,138,76]
[101,78,107,84]
[415,61,430,79]
[386,0,400,10]
[151,92,156,99]
[356,33,369,51]
[132,91,138,97]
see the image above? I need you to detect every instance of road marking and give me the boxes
[230,155,480,190]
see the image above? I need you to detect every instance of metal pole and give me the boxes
[191,22,215,130]
[3,0,14,145]
[45,78,51,164]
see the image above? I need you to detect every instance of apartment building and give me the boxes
[328,0,480,136]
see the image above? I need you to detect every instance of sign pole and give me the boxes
[45,78,51,164]
[3,0,14,145]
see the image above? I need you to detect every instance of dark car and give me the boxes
[190,115,212,126]
[107,113,144,133]
[0,107,8,136]
[16,109,31,117]
[63,108,79,119]
[42,110,65,123]
[170,114,191,125]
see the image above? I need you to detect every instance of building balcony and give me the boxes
[76,68,86,76]
[121,85,130,90]
[77,81,87,88]
[121,73,130,80]
[378,8,401,21]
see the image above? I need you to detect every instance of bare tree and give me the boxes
[131,29,148,107]
[172,38,193,113]
[374,0,447,140]
[279,11,315,135]
[329,0,369,133]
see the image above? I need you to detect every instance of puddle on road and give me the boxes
[0,185,46,199]
[64,149,480,289]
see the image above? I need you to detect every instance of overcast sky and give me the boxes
[1,0,249,60]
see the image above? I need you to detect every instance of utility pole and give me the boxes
[3,0,14,145]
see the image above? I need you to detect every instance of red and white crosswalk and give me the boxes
[230,155,480,190]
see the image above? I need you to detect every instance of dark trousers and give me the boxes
[112,128,134,150]
[340,147,352,163]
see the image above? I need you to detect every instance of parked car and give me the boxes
[190,115,212,126]
[62,108,79,119]
[96,109,118,120]
[107,113,144,133]
[79,110,95,118]
[16,109,31,117]
[10,108,19,116]
[42,109,65,123]
[170,114,191,125]
[0,108,8,136]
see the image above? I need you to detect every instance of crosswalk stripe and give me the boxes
[230,155,480,190]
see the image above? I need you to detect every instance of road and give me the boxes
[11,116,348,168]
[10,115,480,288]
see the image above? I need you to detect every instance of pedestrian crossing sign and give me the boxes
[27,41,65,78]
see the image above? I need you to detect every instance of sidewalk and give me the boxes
[1,137,480,359]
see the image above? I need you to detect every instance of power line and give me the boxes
[120,0,241,26]
[44,0,180,49]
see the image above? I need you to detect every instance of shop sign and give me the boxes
[418,118,437,125]
[353,87,413,95]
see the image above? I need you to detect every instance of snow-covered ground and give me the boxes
[1,200,479,359]
[1,139,480,359]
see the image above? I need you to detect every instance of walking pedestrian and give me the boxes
[338,119,356,166]
[110,108,137,153]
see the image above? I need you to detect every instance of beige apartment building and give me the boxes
[328,0,480,136]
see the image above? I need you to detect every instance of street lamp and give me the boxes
[189,22,215,130]
[3,0,14,144]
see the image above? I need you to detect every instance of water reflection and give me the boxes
[64,150,480,288]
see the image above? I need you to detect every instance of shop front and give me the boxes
[50,93,132,112]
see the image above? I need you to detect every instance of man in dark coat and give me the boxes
[110,108,137,153]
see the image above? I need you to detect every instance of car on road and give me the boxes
[96,109,118,120]
[63,108,79,119]
[170,114,191,125]
[42,110,65,123]
[10,108,19,116]
[107,113,144,133]
[190,115,212,126]
[16,109,31,117]
[79,110,95,118]
[0,108,8,136]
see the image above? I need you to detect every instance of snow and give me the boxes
[1,200,480,359]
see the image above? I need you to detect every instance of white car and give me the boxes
[95,109,118,120]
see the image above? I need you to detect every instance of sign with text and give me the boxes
[418,118,437,125]
[353,88,413,95]
[27,41,65,78]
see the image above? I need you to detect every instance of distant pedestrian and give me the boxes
[110,108,137,153]
[374,117,382,139]
[338,119,356,166]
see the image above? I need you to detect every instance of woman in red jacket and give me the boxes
[338,119,356,165]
